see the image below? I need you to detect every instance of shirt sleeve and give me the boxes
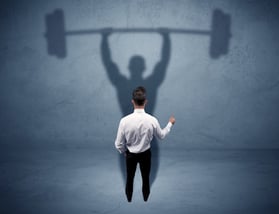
[154,119,173,140]
[115,120,126,153]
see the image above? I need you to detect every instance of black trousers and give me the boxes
[125,149,151,202]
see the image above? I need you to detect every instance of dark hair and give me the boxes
[132,86,146,106]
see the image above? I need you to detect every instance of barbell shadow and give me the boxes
[44,8,231,59]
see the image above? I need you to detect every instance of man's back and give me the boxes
[115,109,173,154]
[120,109,157,153]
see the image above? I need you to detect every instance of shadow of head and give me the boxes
[128,55,146,79]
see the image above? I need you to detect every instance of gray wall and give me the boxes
[1,0,279,150]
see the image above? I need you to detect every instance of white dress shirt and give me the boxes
[115,109,173,154]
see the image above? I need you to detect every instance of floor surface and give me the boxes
[1,147,279,214]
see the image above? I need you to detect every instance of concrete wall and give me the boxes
[1,0,279,149]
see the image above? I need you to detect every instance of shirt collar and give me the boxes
[134,109,145,113]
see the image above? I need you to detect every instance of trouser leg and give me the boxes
[125,151,137,202]
[139,149,151,201]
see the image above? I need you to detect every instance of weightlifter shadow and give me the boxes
[100,28,171,186]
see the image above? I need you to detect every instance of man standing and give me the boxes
[115,86,175,202]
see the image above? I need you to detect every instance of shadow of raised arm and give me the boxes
[100,30,126,86]
[147,29,171,87]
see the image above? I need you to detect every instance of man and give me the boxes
[115,86,175,202]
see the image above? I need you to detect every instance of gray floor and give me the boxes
[1,148,279,214]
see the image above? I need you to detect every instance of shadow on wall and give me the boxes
[44,8,231,59]
[101,29,171,186]
[44,8,231,186]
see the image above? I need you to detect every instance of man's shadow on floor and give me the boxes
[100,29,171,186]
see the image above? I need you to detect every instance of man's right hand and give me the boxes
[169,115,176,125]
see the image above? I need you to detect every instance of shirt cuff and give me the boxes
[167,122,173,129]
[117,147,126,154]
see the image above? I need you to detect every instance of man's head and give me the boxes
[132,86,147,107]
[128,55,145,78]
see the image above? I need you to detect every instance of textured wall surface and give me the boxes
[1,1,279,214]
[1,0,279,149]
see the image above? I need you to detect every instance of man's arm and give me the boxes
[115,120,126,153]
[154,115,175,140]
